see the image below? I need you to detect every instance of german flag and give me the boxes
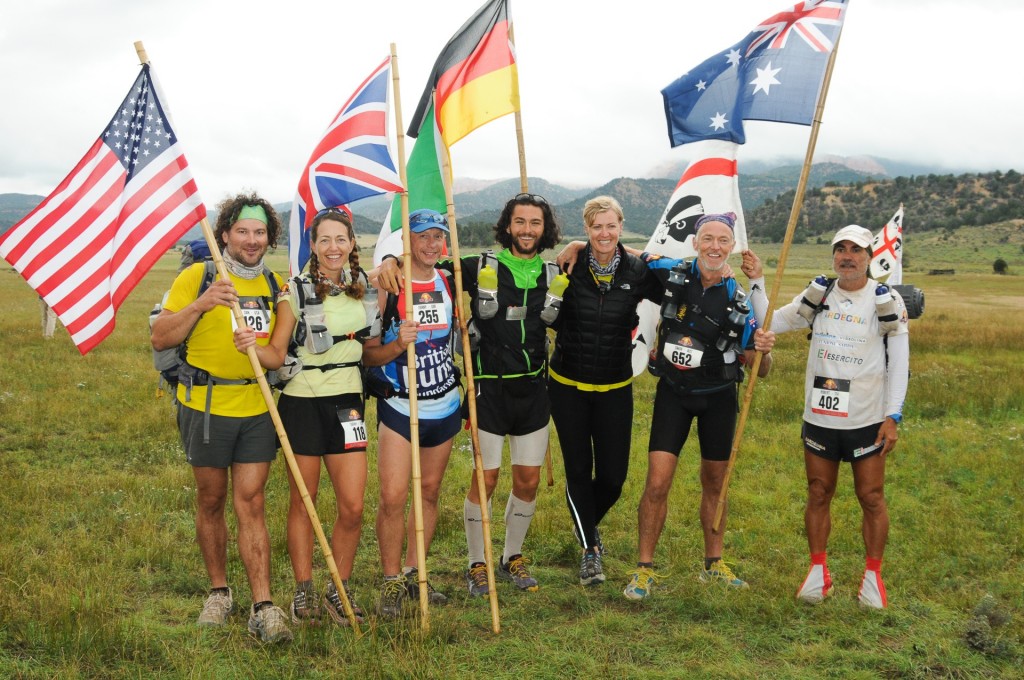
[407,0,519,147]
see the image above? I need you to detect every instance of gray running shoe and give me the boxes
[378,578,407,620]
[197,587,233,627]
[466,562,489,597]
[579,551,605,587]
[499,554,539,592]
[247,604,293,644]
[322,582,365,625]
[290,582,321,624]
[405,568,448,605]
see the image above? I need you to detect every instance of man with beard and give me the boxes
[375,193,562,596]
[151,192,291,643]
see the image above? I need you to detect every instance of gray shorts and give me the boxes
[177,405,278,468]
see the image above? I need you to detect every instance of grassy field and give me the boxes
[1,238,1022,679]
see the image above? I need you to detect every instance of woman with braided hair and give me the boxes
[234,206,372,625]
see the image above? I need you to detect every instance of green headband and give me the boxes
[236,204,268,224]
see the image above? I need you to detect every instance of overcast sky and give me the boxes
[2,0,1021,207]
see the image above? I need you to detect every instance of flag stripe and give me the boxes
[677,157,739,186]
[434,20,515,110]
[437,63,519,146]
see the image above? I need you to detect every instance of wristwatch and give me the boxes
[887,413,903,424]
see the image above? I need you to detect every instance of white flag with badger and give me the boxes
[631,140,747,376]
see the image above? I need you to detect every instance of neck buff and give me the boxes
[222,248,264,280]
[587,244,620,277]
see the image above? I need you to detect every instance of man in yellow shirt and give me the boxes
[151,192,290,643]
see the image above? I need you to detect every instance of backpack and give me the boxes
[268,273,378,392]
[150,260,280,399]
[365,271,461,400]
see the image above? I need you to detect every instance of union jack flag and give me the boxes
[662,0,848,147]
[747,1,845,55]
[289,57,403,274]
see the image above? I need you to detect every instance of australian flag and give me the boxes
[662,0,848,147]
[289,57,404,274]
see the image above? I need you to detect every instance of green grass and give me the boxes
[1,243,1022,679]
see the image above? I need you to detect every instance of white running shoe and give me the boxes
[858,569,887,609]
[796,564,832,604]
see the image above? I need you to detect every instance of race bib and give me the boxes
[413,291,448,331]
[239,297,271,339]
[337,406,368,450]
[811,376,851,417]
[663,333,704,370]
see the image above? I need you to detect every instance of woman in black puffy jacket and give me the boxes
[548,196,663,586]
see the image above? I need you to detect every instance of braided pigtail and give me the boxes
[346,247,365,300]
[308,252,330,300]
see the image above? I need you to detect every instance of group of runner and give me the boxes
[151,191,908,643]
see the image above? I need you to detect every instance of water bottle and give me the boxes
[303,297,333,354]
[362,285,381,338]
[661,265,689,320]
[875,283,899,333]
[716,290,750,352]
[797,275,830,323]
[540,273,570,325]
[477,265,499,319]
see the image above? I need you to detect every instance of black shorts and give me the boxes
[468,376,550,436]
[178,406,277,468]
[647,379,737,461]
[278,392,368,456]
[802,420,884,463]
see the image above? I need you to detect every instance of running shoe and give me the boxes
[378,578,407,620]
[322,582,365,625]
[858,569,888,609]
[405,568,448,605]
[247,604,293,644]
[579,551,605,586]
[623,567,664,601]
[290,582,321,624]
[796,564,833,604]
[499,554,539,592]
[699,559,749,589]
[196,587,233,627]
[466,562,490,597]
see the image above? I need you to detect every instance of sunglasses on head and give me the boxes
[314,206,352,220]
[409,211,449,227]
[514,193,548,205]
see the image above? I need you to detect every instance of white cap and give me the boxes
[831,224,873,248]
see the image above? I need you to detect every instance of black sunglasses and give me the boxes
[314,206,351,220]
[514,193,548,205]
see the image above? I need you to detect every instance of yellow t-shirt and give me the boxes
[164,263,282,417]
[280,279,365,398]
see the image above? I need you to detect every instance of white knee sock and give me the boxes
[464,497,491,567]
[503,494,537,564]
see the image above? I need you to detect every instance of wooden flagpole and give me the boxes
[712,33,845,533]
[508,23,554,488]
[435,93,502,634]
[134,42,363,635]
[390,44,431,628]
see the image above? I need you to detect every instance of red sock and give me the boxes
[810,552,828,566]
[865,557,883,573]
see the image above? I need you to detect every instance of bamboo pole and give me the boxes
[134,41,362,633]
[435,97,501,634]
[390,44,431,628]
[712,33,844,533]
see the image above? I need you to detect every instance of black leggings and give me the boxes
[549,379,634,551]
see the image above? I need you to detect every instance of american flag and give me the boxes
[0,65,205,355]
[289,57,404,275]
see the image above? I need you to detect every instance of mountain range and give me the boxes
[0,155,986,243]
